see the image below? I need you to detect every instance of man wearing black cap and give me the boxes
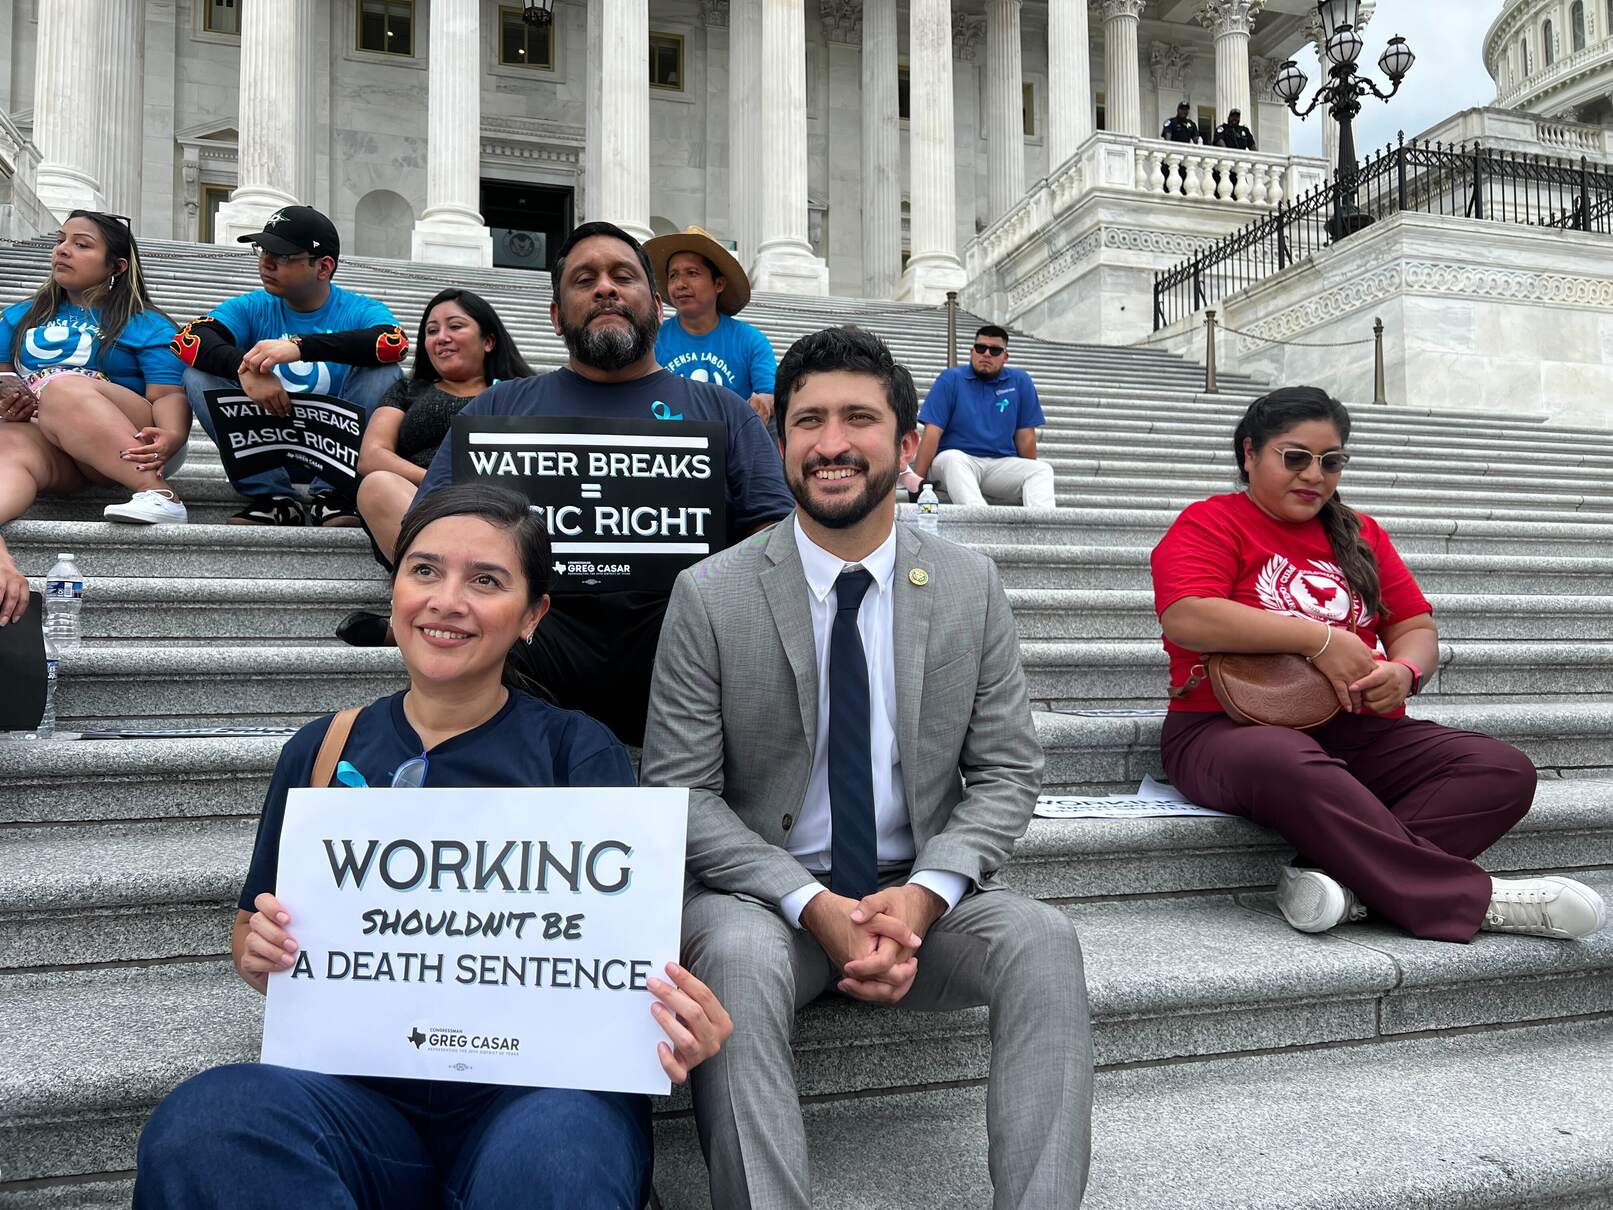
[1160,102,1202,195]
[171,206,409,526]
[1213,109,1258,151]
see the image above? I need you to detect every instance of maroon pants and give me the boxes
[1161,711,1537,942]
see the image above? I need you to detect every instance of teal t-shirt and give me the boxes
[655,314,777,399]
[0,301,182,392]
[211,284,398,396]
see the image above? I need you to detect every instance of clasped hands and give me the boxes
[236,339,305,417]
[1310,627,1416,716]
[801,883,946,1005]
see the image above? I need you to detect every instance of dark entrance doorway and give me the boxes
[480,180,573,272]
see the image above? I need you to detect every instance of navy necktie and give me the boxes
[828,567,878,899]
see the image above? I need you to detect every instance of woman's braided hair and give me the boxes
[1233,386,1382,618]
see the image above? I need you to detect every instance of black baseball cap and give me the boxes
[237,206,341,260]
[1177,101,1191,110]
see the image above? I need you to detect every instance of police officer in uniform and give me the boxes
[1214,109,1258,151]
[1160,101,1201,194]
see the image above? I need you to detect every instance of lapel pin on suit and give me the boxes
[909,568,930,586]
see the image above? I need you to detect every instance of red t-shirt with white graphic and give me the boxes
[1151,491,1433,715]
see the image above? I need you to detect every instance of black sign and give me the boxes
[0,592,46,730]
[207,389,367,491]
[452,415,728,593]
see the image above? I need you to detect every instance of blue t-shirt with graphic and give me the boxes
[415,367,794,542]
[918,364,1045,460]
[656,314,777,399]
[210,284,398,397]
[0,301,182,392]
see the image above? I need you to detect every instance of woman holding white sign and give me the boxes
[135,484,731,1209]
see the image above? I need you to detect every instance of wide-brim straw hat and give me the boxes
[643,226,751,315]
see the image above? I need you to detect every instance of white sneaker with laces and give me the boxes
[1481,876,1606,940]
[104,489,188,525]
[1276,866,1368,933]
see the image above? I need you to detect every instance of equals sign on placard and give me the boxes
[580,483,603,500]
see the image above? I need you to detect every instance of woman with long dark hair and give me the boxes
[135,483,730,1208]
[0,211,188,622]
[354,288,534,560]
[1151,387,1604,943]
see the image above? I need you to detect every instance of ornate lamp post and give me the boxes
[523,0,555,27]
[1271,0,1415,240]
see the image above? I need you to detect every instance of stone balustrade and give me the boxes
[0,110,38,184]
[1495,39,1613,110]
[964,131,1325,281]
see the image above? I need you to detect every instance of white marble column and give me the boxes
[1099,0,1146,137]
[412,0,492,265]
[1048,0,1093,169]
[216,0,316,244]
[1201,1,1261,127]
[986,0,1026,220]
[750,0,829,293]
[589,0,651,240]
[1309,19,1337,177]
[729,0,761,264]
[32,0,106,215]
[95,0,145,220]
[898,0,967,303]
[862,0,901,297]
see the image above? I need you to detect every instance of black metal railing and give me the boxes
[1153,134,1613,330]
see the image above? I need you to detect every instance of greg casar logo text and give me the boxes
[406,1025,521,1054]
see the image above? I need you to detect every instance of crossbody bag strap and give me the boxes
[1168,662,1208,700]
[310,707,361,788]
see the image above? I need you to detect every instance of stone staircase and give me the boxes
[1,238,1611,1208]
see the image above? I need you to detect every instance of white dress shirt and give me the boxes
[779,523,968,927]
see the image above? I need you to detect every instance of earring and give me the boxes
[108,275,118,289]
[523,631,534,645]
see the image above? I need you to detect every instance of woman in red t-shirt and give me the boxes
[1151,388,1604,943]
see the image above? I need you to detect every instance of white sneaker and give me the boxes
[1481,876,1606,940]
[104,490,187,525]
[1276,866,1368,933]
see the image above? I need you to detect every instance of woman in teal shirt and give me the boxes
[0,210,188,623]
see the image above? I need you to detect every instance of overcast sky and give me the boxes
[1288,2,1499,159]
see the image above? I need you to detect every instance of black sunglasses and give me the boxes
[1277,447,1350,474]
[973,342,1007,357]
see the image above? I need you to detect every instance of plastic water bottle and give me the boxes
[44,553,83,653]
[25,632,58,740]
[915,483,941,535]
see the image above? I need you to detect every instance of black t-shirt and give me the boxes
[376,378,484,468]
[415,366,794,543]
[239,689,635,911]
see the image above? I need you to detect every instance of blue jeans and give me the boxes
[133,1063,652,1210]
[186,364,402,500]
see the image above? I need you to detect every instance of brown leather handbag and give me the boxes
[1170,596,1355,730]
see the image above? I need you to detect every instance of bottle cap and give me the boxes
[58,553,74,560]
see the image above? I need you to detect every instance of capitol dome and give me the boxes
[1488,0,1613,123]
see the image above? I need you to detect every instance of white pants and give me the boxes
[931,448,1057,508]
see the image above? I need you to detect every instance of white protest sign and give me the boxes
[261,786,688,1096]
[1034,776,1232,820]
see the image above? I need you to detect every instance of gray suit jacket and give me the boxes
[639,513,1044,907]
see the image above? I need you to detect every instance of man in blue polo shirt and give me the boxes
[902,324,1056,508]
[644,226,778,426]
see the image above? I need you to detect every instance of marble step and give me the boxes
[16,580,1599,647]
[1008,589,1613,642]
[1017,638,1613,710]
[649,1017,1613,1210]
[7,703,1612,828]
[47,646,407,731]
[4,882,1610,1188]
[5,784,1610,972]
[976,542,1613,593]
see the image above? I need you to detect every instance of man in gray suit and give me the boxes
[641,326,1093,1209]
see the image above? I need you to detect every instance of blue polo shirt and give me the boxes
[656,314,777,399]
[918,364,1045,460]
[239,689,635,910]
